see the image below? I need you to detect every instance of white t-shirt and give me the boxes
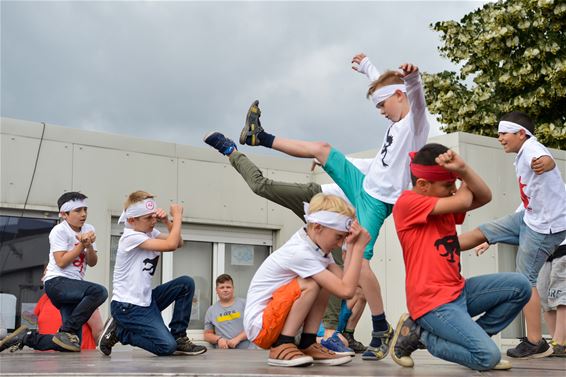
[243,228,335,341]
[112,228,161,307]
[515,138,566,233]
[43,221,97,282]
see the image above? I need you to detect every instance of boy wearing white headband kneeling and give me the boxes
[243,194,369,367]
[0,192,108,353]
[458,111,566,359]
[97,191,206,357]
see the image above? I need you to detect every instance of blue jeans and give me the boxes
[479,211,566,286]
[44,276,108,334]
[112,276,195,356]
[417,273,531,371]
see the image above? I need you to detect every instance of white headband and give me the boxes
[59,199,87,217]
[118,198,156,224]
[498,120,534,138]
[370,84,406,107]
[303,202,353,232]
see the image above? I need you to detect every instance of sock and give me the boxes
[344,329,355,336]
[336,300,352,333]
[258,132,275,148]
[272,334,295,348]
[298,333,317,349]
[370,313,388,348]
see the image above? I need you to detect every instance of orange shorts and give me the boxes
[253,278,302,349]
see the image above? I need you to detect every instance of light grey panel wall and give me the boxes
[179,159,268,224]
[1,136,72,208]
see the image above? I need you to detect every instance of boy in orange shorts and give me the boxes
[243,193,370,367]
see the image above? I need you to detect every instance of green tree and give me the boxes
[423,0,566,149]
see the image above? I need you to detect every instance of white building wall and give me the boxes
[2,117,565,346]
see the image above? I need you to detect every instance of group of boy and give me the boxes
[0,52,564,373]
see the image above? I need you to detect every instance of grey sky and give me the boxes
[1,1,487,155]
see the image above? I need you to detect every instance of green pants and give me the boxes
[230,151,343,328]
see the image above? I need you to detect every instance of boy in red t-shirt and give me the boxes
[390,143,531,371]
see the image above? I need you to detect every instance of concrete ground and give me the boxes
[0,347,565,377]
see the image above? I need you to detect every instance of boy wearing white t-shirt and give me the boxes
[244,194,369,367]
[205,58,430,360]
[0,192,108,353]
[97,191,206,357]
[459,111,566,359]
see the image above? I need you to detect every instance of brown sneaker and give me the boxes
[300,343,352,366]
[268,343,313,367]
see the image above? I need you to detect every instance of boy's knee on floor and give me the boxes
[474,344,500,370]
[155,338,178,356]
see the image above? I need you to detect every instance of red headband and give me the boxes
[409,151,458,182]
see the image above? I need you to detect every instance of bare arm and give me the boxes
[227,330,248,348]
[139,204,183,252]
[531,155,555,175]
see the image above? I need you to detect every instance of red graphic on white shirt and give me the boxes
[72,242,86,274]
[518,176,530,210]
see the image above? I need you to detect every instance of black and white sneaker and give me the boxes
[175,336,207,355]
[98,316,118,356]
[390,313,425,368]
[506,337,553,359]
[52,331,80,352]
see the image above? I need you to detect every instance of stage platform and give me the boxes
[0,347,564,377]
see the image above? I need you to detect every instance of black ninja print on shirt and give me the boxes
[142,256,159,276]
[434,234,461,272]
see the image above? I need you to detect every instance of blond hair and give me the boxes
[306,194,355,231]
[367,70,404,98]
[124,190,154,209]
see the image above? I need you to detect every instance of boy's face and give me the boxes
[376,91,406,122]
[416,179,457,198]
[62,207,87,231]
[128,212,157,233]
[498,130,527,153]
[312,224,349,253]
[216,281,234,302]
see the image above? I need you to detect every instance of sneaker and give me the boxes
[300,343,352,365]
[268,343,313,367]
[320,332,355,356]
[0,325,28,353]
[240,100,263,146]
[506,337,553,359]
[52,331,80,352]
[390,313,425,368]
[175,336,207,355]
[204,132,237,156]
[98,316,118,356]
[549,340,566,357]
[342,331,366,353]
[493,359,512,370]
[361,324,393,361]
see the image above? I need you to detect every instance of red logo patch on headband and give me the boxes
[409,152,458,182]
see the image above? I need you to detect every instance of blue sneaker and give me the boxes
[204,132,237,156]
[320,332,355,357]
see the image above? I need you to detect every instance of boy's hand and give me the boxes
[398,63,419,77]
[310,158,322,172]
[217,338,229,349]
[475,242,490,256]
[351,52,367,72]
[170,204,184,219]
[435,149,466,174]
[155,208,169,223]
[227,338,239,348]
[531,156,554,175]
[345,220,361,245]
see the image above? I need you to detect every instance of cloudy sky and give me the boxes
[1,1,487,156]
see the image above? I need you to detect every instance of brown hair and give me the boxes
[367,70,404,98]
[124,190,154,209]
[216,274,234,286]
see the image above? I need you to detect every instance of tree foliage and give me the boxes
[423,0,566,149]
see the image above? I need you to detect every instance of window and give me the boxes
[0,215,58,330]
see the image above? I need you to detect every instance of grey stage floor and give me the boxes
[0,348,565,377]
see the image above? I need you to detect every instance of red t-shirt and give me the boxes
[33,294,96,350]
[393,190,466,320]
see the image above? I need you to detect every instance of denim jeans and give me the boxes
[44,276,108,334]
[417,273,531,371]
[479,211,566,286]
[112,275,195,356]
